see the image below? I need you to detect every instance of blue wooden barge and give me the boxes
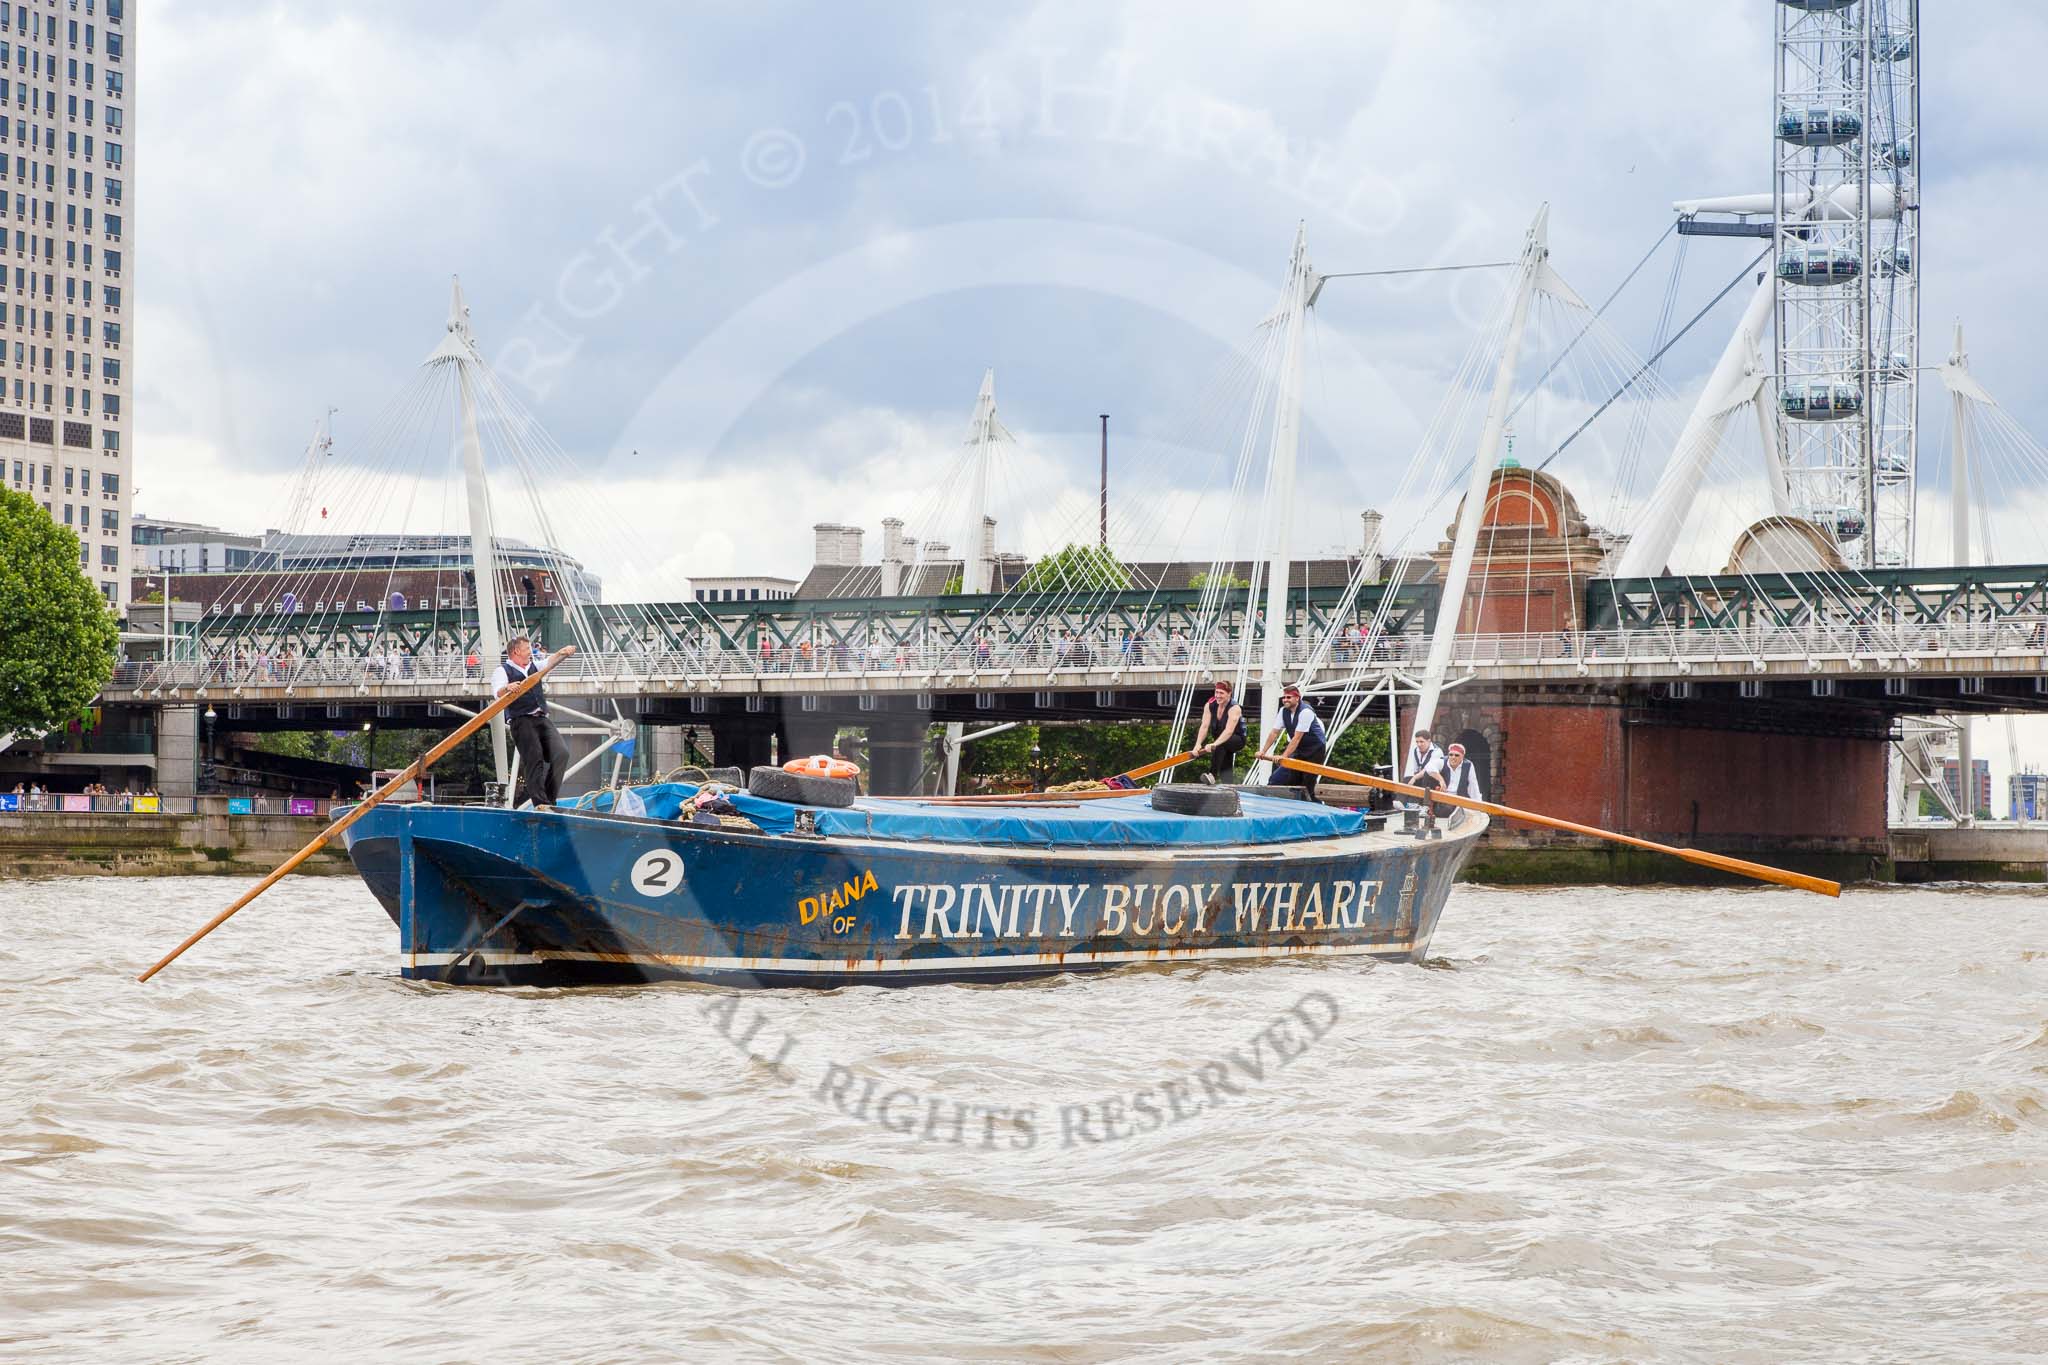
[339,783,1485,987]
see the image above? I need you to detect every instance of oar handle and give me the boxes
[1276,755,1841,898]
[136,647,578,983]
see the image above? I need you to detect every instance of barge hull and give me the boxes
[343,803,1484,987]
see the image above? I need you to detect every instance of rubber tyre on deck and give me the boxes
[1149,783,1242,817]
[747,766,859,808]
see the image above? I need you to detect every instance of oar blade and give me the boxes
[136,646,577,982]
[1277,756,1840,898]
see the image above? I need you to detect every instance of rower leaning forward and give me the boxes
[1255,682,1329,798]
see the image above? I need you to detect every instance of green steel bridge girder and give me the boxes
[162,565,2048,660]
[1584,564,2048,632]
[173,584,1437,659]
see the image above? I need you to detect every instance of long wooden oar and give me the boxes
[1276,755,1841,898]
[137,647,578,982]
[1120,749,1199,784]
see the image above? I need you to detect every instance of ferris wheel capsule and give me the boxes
[1776,247,1862,288]
[1875,246,1912,277]
[1777,106,1862,147]
[1780,383,1864,422]
[1825,509,1867,541]
[1878,353,1914,383]
[1874,29,1913,61]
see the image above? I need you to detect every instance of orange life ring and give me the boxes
[784,754,860,781]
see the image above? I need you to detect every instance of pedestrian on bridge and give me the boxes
[492,635,569,808]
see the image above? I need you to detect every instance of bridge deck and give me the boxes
[104,618,2048,706]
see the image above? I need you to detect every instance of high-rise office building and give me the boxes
[2012,768,2047,823]
[1941,757,1993,819]
[0,0,131,614]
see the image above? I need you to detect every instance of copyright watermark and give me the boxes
[491,45,1494,411]
[700,988,1342,1152]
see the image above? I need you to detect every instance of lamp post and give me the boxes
[201,703,216,794]
[140,574,171,664]
[1098,413,1110,550]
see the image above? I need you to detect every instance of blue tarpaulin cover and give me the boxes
[565,783,1365,848]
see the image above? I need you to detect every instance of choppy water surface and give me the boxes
[2,876,2044,1363]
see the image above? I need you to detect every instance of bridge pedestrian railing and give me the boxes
[103,616,2048,696]
[1463,620,2048,670]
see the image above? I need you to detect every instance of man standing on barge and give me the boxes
[491,635,569,807]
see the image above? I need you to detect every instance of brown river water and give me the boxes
[2,876,2044,1363]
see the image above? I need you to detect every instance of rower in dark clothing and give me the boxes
[490,635,570,807]
[1190,679,1247,784]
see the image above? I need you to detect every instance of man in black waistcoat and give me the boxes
[490,635,569,807]
[1256,682,1328,798]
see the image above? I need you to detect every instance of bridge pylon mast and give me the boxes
[1413,206,1554,737]
[1246,224,1316,781]
[941,369,1008,795]
[1948,320,1974,822]
[427,276,511,784]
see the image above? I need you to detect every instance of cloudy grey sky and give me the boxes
[137,1,2048,589]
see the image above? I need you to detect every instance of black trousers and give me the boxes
[509,711,571,806]
[1208,733,1246,781]
[1270,743,1325,797]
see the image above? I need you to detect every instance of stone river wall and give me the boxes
[0,812,356,879]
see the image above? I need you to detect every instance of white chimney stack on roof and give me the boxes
[1361,508,1385,581]
[813,523,859,567]
[880,517,906,595]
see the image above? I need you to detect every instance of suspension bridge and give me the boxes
[23,1,2047,868]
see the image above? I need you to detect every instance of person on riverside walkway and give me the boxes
[491,635,569,808]
[1190,679,1247,785]
[1256,683,1327,798]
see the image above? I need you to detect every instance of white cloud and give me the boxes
[138,1,2048,606]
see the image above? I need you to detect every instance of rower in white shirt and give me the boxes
[1439,741,1483,801]
[1397,727,1447,828]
